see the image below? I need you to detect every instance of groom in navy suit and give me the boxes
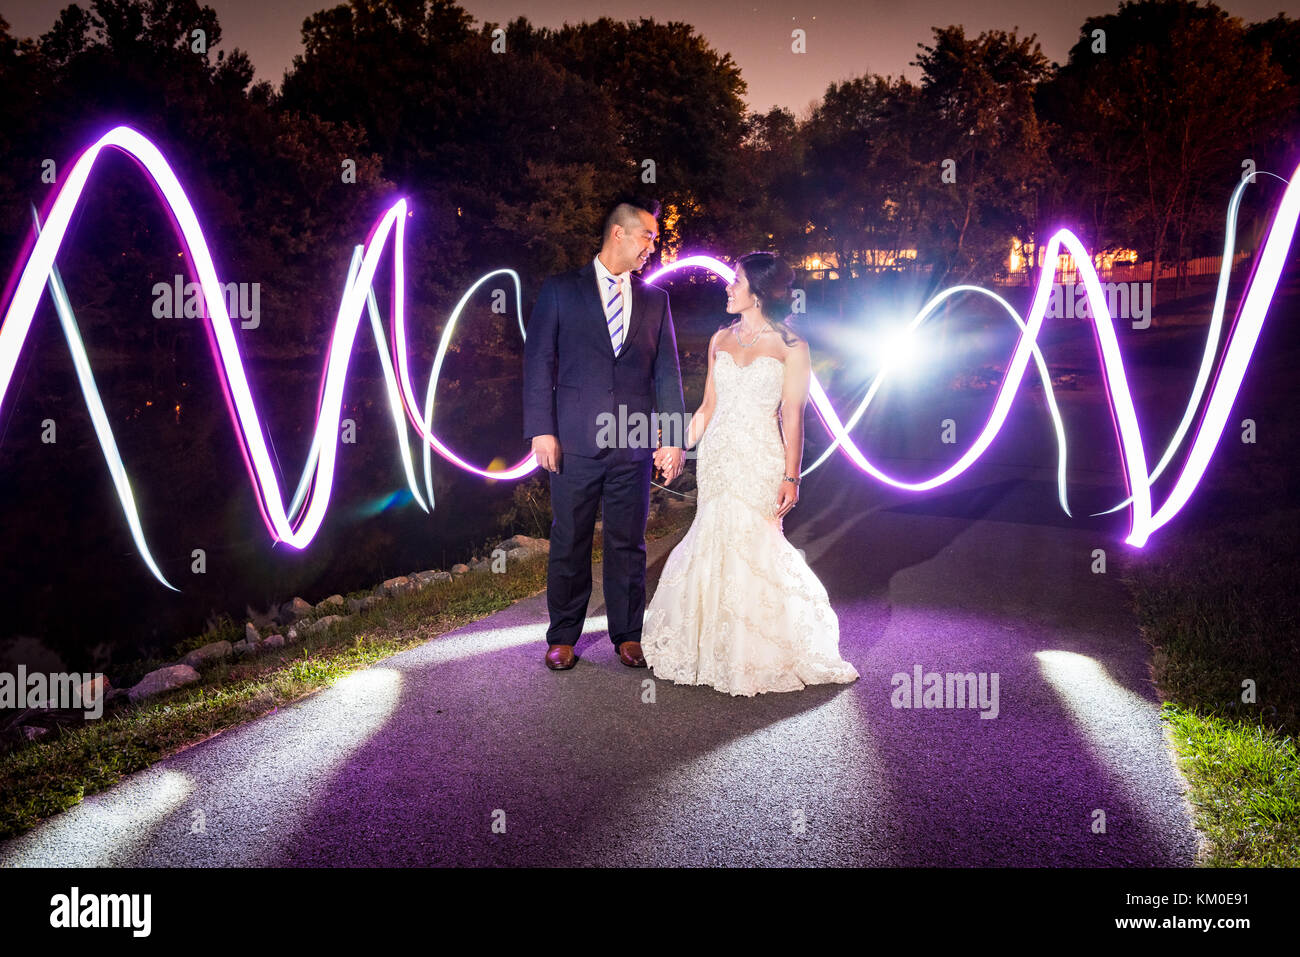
[523,195,686,670]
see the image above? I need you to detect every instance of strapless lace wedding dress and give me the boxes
[641,350,859,696]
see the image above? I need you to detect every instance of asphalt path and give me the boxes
[3,312,1222,866]
[0,427,1202,867]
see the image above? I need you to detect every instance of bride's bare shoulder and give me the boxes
[708,326,727,355]
[781,330,810,356]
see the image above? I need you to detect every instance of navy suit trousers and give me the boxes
[546,449,653,647]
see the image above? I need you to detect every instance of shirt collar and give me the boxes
[593,255,629,285]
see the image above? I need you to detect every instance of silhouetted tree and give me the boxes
[1047,1,1294,302]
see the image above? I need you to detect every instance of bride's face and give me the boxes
[725,267,758,314]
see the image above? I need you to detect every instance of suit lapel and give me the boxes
[576,261,615,359]
[625,275,643,351]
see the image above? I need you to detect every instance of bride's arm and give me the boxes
[686,330,723,448]
[777,340,813,479]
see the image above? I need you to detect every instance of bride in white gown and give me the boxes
[642,252,859,696]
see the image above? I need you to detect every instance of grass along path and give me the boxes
[1122,508,1300,866]
[1118,276,1300,867]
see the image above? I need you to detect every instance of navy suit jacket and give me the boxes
[523,260,686,459]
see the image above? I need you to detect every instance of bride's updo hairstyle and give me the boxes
[735,252,800,346]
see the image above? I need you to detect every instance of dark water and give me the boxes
[0,309,528,674]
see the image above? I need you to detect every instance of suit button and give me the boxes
[608,389,614,395]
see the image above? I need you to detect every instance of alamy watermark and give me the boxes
[1,667,105,719]
[152,274,261,329]
[595,406,696,457]
[49,887,150,936]
[1045,281,1151,329]
[891,664,1000,719]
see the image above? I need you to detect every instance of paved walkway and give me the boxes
[0,452,1201,866]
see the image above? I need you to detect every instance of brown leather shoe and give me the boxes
[616,640,646,668]
[545,644,576,670]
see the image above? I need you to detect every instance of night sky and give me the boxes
[4,0,1297,114]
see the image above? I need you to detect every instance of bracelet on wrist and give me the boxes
[782,475,799,485]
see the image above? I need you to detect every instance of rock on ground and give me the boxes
[128,664,200,703]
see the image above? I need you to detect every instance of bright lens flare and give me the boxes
[873,324,922,376]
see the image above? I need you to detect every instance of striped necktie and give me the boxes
[604,274,624,357]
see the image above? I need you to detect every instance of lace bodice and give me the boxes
[696,351,787,523]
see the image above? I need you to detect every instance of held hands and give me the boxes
[775,476,799,518]
[531,434,562,473]
[533,436,681,480]
[654,446,684,484]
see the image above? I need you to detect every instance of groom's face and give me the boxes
[614,210,659,273]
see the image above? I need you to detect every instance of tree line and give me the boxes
[1,0,1296,365]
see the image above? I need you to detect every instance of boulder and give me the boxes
[316,594,345,611]
[262,634,286,650]
[307,615,346,635]
[181,640,232,670]
[244,622,260,643]
[279,597,313,622]
[450,563,469,576]
[79,674,110,706]
[129,664,200,702]
[498,534,549,555]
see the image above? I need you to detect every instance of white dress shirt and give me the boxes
[593,255,630,354]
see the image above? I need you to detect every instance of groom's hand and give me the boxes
[531,434,562,473]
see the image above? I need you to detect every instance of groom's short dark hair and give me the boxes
[603,194,661,239]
